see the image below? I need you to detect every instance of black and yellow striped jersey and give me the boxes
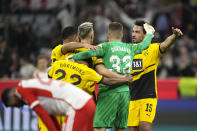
[130,43,163,100]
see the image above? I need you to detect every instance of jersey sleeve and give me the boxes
[48,64,55,78]
[51,45,63,65]
[17,85,59,131]
[75,48,104,67]
[17,85,38,107]
[33,105,60,131]
[92,57,104,67]
[131,34,152,55]
[154,43,163,58]
[82,82,95,94]
[73,43,106,61]
[84,67,104,84]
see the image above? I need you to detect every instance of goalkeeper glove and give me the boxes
[143,23,155,36]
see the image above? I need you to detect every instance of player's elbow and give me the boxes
[101,78,118,86]
[96,69,105,76]
[95,65,108,76]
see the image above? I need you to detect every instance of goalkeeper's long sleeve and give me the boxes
[74,47,105,61]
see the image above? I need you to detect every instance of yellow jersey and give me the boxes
[48,60,103,94]
[51,44,103,67]
[130,43,163,100]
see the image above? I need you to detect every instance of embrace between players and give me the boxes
[1,20,182,131]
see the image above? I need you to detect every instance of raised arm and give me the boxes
[61,42,98,54]
[34,104,60,131]
[17,87,60,131]
[159,27,183,53]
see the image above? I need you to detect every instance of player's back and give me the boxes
[51,44,87,64]
[97,41,133,94]
[48,60,103,93]
[101,41,133,75]
[18,78,91,111]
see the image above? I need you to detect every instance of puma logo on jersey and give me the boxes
[146,114,151,117]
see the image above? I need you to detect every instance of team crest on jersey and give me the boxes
[132,59,143,70]
[144,50,148,56]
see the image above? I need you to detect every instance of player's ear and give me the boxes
[120,31,123,39]
[107,33,109,40]
[90,32,93,39]
[73,34,78,41]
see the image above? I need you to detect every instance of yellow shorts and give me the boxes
[127,98,157,126]
[38,116,66,131]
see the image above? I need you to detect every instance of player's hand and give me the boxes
[172,27,183,38]
[144,23,155,36]
[123,75,133,84]
[83,44,99,51]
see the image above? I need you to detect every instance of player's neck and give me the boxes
[81,39,92,45]
[108,38,122,42]
[63,39,73,44]
[39,68,47,72]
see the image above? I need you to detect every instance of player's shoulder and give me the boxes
[53,60,84,67]
[52,44,62,51]
[148,43,160,48]
[98,42,107,47]
[20,78,39,87]
[150,43,160,46]
[53,60,67,65]
[51,44,63,57]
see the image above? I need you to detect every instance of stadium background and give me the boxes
[0,0,197,130]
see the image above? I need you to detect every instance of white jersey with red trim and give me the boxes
[17,78,91,115]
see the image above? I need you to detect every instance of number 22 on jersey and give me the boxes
[55,69,82,85]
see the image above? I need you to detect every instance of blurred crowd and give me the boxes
[0,0,197,79]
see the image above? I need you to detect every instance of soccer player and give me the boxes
[127,20,183,131]
[58,22,129,92]
[48,60,133,94]
[51,26,97,65]
[60,22,102,68]
[49,23,126,131]
[73,22,155,131]
[1,78,96,131]
[49,25,100,131]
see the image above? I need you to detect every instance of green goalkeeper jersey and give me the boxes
[74,34,152,94]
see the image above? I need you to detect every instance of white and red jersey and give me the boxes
[16,78,93,131]
[17,78,91,114]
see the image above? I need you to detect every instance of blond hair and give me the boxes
[78,22,93,39]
